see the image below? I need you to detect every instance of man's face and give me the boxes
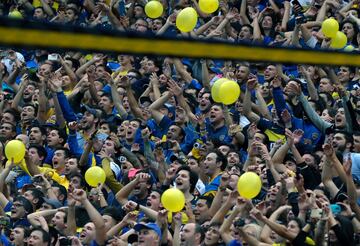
[353,135,360,153]
[64,158,79,176]
[23,191,36,205]
[238,27,252,41]
[134,6,145,18]
[204,225,221,246]
[334,108,346,128]
[194,199,209,223]
[23,84,36,100]
[47,130,63,147]
[10,227,25,245]
[11,201,26,220]
[21,106,36,122]
[209,105,224,124]
[29,127,45,144]
[33,8,46,20]
[1,112,15,125]
[0,122,15,140]
[28,147,42,164]
[99,95,114,113]
[264,65,277,81]
[337,66,352,83]
[227,152,240,166]
[69,176,82,189]
[52,149,66,172]
[332,133,348,152]
[175,107,186,124]
[175,170,191,192]
[138,229,159,246]
[80,112,97,131]
[100,139,116,156]
[152,19,163,31]
[146,191,161,210]
[65,9,77,22]
[102,215,116,232]
[126,120,140,141]
[51,211,66,231]
[135,19,148,33]
[203,152,220,177]
[180,223,197,246]
[27,230,47,246]
[143,59,157,74]
[80,223,96,244]
[319,78,334,93]
[38,64,52,78]
[198,93,211,111]
[166,125,181,140]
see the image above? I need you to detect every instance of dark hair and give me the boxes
[28,188,45,210]
[15,225,30,238]
[176,166,199,193]
[30,227,50,245]
[197,196,213,208]
[68,173,87,188]
[52,128,68,144]
[241,24,254,34]
[23,103,38,116]
[30,122,47,136]
[208,149,227,171]
[335,130,353,145]
[195,223,205,242]
[3,108,20,122]
[51,183,67,202]
[340,20,359,45]
[29,144,47,161]
[102,206,124,222]
[14,196,33,214]
[54,147,70,159]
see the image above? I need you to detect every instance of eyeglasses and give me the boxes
[13,203,24,208]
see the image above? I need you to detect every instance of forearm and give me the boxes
[65,206,77,236]
[37,86,48,124]
[79,141,93,167]
[256,91,272,120]
[149,92,171,110]
[281,2,290,31]
[111,85,128,118]
[115,180,138,204]
[120,147,141,168]
[88,80,100,103]
[40,0,55,16]
[195,20,214,35]
[11,85,25,111]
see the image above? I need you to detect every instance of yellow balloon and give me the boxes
[161,188,185,212]
[330,31,347,49]
[5,140,25,163]
[199,0,219,14]
[211,78,228,103]
[237,172,262,199]
[321,18,339,38]
[85,166,106,187]
[8,10,23,19]
[176,7,198,33]
[344,45,355,52]
[219,80,240,105]
[145,1,163,19]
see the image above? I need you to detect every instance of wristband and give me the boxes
[136,203,140,211]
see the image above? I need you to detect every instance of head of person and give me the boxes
[47,128,67,147]
[28,144,47,165]
[198,90,212,112]
[99,92,114,114]
[126,119,141,141]
[27,228,50,246]
[134,223,162,246]
[341,20,359,45]
[319,77,334,93]
[10,225,30,246]
[64,156,80,176]
[0,122,16,141]
[28,123,47,145]
[353,131,360,153]
[38,63,53,78]
[1,108,19,125]
[286,218,303,237]
[52,147,70,173]
[11,196,33,220]
[179,223,204,246]
[102,207,123,231]
[79,106,100,131]
[33,7,47,20]
[65,6,78,23]
[238,25,253,42]
[204,223,223,246]
[79,222,96,244]
[20,103,37,123]
[332,131,353,152]
[166,123,185,142]
[134,18,149,33]
[337,66,355,84]
[145,190,161,211]
[209,104,225,125]
[23,188,44,210]
[264,64,277,82]
[175,166,198,194]
[152,17,165,32]
[194,196,213,223]
[51,210,67,231]
[203,150,227,177]
[68,173,86,190]
[51,183,67,204]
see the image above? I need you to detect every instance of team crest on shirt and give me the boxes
[219,135,225,141]
[312,133,319,140]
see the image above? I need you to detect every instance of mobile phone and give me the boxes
[233,219,245,228]
[48,54,58,61]
[310,208,322,219]
[161,141,173,149]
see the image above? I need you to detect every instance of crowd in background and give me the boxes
[0,0,359,245]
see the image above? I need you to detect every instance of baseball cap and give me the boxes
[134,223,162,238]
[43,198,62,209]
[128,168,141,179]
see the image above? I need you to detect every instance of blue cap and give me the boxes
[134,223,162,238]
[330,204,341,215]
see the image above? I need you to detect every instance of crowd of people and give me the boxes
[0,0,360,245]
